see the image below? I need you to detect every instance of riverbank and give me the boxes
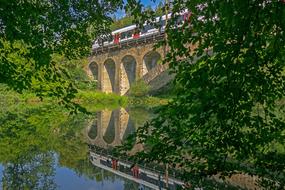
[0,84,169,113]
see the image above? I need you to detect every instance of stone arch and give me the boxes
[89,62,99,80]
[120,55,137,95]
[103,59,116,93]
[103,111,115,144]
[142,51,161,76]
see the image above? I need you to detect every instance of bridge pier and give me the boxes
[136,55,144,80]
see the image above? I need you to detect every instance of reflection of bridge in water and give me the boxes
[83,109,184,189]
[83,110,259,190]
[84,108,137,149]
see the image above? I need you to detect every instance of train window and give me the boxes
[141,26,147,34]
[159,20,166,28]
[98,38,104,46]
[142,25,149,34]
[123,31,129,38]
[146,25,155,32]
[107,35,113,42]
[177,15,184,25]
[121,32,127,39]
[127,31,132,38]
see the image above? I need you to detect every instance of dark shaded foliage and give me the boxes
[120,0,285,189]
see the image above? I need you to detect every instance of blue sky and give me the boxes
[115,0,163,19]
[142,0,163,9]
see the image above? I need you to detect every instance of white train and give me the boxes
[92,10,191,50]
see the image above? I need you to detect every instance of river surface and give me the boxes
[0,105,182,190]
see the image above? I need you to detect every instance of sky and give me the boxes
[115,0,163,19]
[141,0,163,9]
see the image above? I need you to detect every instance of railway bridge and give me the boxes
[86,33,171,95]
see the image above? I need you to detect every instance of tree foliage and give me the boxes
[0,0,122,110]
[110,2,164,31]
[122,0,285,189]
[129,80,150,97]
[110,14,134,31]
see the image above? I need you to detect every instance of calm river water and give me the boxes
[0,106,182,190]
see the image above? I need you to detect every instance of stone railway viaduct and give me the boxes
[86,34,171,95]
[84,35,259,190]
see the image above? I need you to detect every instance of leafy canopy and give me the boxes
[122,0,285,189]
[0,0,122,109]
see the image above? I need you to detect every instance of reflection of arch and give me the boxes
[89,62,99,80]
[84,108,145,148]
[103,111,115,144]
[142,51,161,76]
[103,59,116,93]
[121,55,137,95]
[122,118,135,141]
[88,120,98,139]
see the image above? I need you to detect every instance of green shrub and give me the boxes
[74,80,97,91]
[129,80,149,97]
[75,90,128,112]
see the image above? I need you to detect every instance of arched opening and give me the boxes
[103,59,116,93]
[142,51,161,76]
[103,111,115,144]
[89,62,99,80]
[121,55,137,95]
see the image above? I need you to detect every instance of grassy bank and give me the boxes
[127,96,169,108]
[75,90,128,112]
[0,83,170,113]
[75,90,170,111]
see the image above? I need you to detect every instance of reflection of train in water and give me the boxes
[89,146,184,190]
[92,10,191,50]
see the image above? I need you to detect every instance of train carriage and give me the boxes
[92,10,191,50]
